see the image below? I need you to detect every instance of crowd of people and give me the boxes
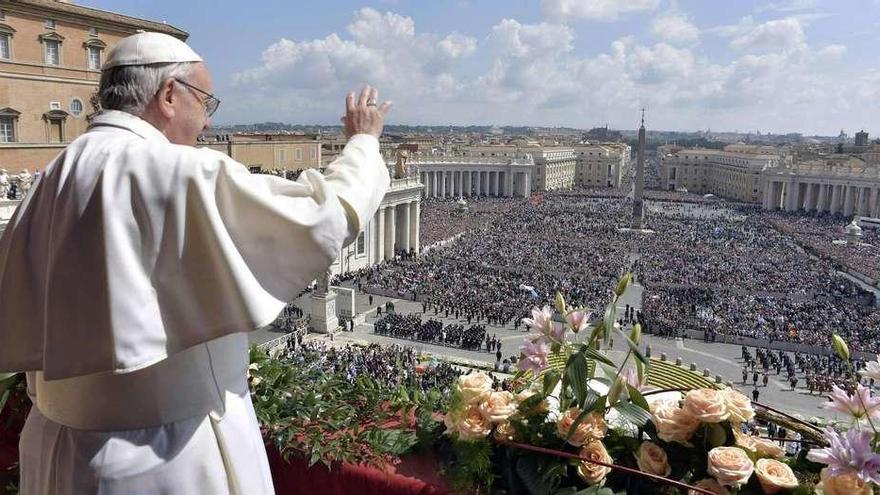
[374,313,501,353]
[766,211,880,282]
[363,193,880,356]
[282,341,463,394]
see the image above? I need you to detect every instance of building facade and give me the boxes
[571,143,631,188]
[659,146,781,203]
[202,135,321,172]
[532,148,576,192]
[762,156,880,217]
[0,0,187,172]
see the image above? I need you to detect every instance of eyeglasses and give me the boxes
[173,78,220,117]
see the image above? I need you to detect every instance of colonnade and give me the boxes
[418,170,531,198]
[370,201,420,263]
[763,180,880,217]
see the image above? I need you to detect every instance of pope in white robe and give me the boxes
[0,32,392,494]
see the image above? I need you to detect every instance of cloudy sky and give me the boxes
[83,0,880,135]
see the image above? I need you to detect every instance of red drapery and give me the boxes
[266,444,448,495]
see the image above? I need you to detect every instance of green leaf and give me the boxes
[603,303,616,345]
[566,352,590,409]
[582,348,615,367]
[543,370,560,396]
[707,423,727,448]
[613,402,652,427]
[627,385,650,412]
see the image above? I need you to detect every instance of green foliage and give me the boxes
[247,346,445,470]
[445,438,495,493]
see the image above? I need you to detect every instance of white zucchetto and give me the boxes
[103,32,202,69]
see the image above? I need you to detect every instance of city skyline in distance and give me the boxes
[81,0,880,135]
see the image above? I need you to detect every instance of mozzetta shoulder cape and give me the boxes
[0,110,390,380]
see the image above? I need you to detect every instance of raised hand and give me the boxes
[341,86,392,139]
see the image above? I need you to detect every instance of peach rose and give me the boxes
[651,399,700,445]
[577,441,613,485]
[754,459,798,494]
[684,389,730,424]
[635,441,671,477]
[733,430,758,451]
[479,391,518,423]
[816,468,873,495]
[455,405,492,441]
[457,372,493,405]
[707,447,755,488]
[751,437,785,459]
[556,408,607,447]
[722,388,755,424]
[494,421,515,442]
[688,478,730,495]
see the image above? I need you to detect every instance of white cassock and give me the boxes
[0,110,390,494]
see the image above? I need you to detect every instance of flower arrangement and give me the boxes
[438,274,878,495]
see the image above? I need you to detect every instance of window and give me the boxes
[0,33,8,59]
[356,231,366,255]
[70,99,83,116]
[0,117,14,143]
[309,148,317,160]
[45,39,59,65]
[45,19,55,29]
[88,46,101,70]
[278,149,286,162]
[294,148,303,161]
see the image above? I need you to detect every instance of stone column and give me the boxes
[494,171,500,196]
[762,181,773,210]
[860,187,871,216]
[804,183,815,212]
[830,185,841,215]
[871,187,880,218]
[377,207,386,262]
[384,205,395,260]
[523,172,531,197]
[465,171,471,197]
[399,202,410,253]
[843,186,854,216]
[476,171,483,196]
[784,182,797,212]
[409,201,420,255]
[440,172,446,198]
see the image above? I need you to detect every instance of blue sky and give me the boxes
[81,0,880,135]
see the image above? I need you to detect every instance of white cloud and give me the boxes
[731,18,806,52]
[438,33,477,58]
[487,19,574,58]
[650,14,700,43]
[541,0,659,21]
[817,44,847,58]
[225,8,871,134]
[757,0,817,13]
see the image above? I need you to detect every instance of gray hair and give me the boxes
[98,62,198,116]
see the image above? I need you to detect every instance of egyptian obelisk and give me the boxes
[631,108,646,229]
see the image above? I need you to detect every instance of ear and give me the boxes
[155,78,177,119]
